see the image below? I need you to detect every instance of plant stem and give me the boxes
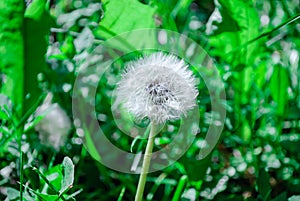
[135,122,156,201]
[17,127,23,201]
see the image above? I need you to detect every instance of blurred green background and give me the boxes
[0,0,300,200]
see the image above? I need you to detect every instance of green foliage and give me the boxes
[96,0,156,39]
[24,0,53,114]
[0,0,25,115]
[1,0,300,200]
[4,157,75,201]
[269,65,289,116]
[257,168,272,201]
[95,0,158,52]
[209,0,260,67]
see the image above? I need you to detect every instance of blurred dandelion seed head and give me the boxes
[116,52,198,124]
[35,93,71,151]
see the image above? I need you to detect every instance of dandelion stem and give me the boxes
[135,122,156,201]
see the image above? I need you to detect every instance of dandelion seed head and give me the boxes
[35,93,71,151]
[116,52,198,124]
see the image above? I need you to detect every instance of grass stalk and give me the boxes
[18,127,23,201]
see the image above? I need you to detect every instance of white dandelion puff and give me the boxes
[115,52,198,124]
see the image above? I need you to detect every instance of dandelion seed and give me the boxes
[116,52,198,124]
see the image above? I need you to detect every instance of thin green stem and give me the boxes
[117,186,126,201]
[17,93,46,129]
[16,117,24,201]
[135,122,156,201]
[171,175,188,201]
[18,129,23,201]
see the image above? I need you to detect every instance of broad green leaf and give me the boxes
[60,157,75,194]
[207,0,263,131]
[96,0,156,39]
[257,168,272,201]
[208,0,261,141]
[94,0,157,53]
[270,65,289,116]
[24,0,46,20]
[208,0,260,67]
[208,0,261,106]
[0,0,25,115]
[23,0,53,113]
[209,32,239,58]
